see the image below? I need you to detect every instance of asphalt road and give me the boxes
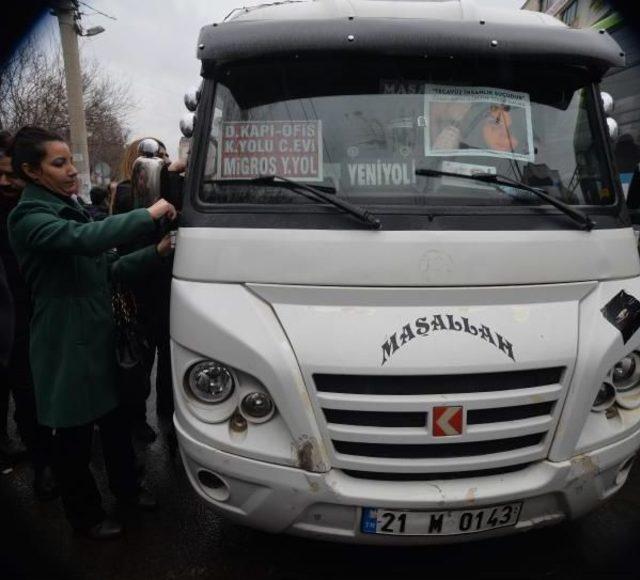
[1,400,639,580]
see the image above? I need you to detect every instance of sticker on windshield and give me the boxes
[218,120,323,181]
[601,290,640,344]
[423,86,534,163]
[439,161,497,189]
[345,158,417,189]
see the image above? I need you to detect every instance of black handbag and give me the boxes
[112,283,150,370]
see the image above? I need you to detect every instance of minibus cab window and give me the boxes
[199,56,614,218]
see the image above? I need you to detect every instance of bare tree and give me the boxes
[0,37,133,183]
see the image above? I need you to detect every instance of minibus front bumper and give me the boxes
[175,418,640,544]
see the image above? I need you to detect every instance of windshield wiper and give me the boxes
[415,168,595,231]
[251,174,381,229]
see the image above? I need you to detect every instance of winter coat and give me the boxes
[8,183,162,428]
[0,258,13,368]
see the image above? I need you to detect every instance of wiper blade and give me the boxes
[416,168,595,231]
[251,174,381,229]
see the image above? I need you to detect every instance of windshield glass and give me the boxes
[200,57,614,208]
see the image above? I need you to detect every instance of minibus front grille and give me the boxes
[312,367,565,474]
[323,409,428,428]
[467,401,555,424]
[314,368,563,395]
[341,463,532,481]
[334,434,545,459]
[323,402,555,428]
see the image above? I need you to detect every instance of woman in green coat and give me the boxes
[7,126,177,540]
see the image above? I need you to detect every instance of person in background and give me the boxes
[0,256,13,384]
[0,131,25,461]
[113,138,170,214]
[87,186,109,221]
[106,180,118,215]
[0,130,57,499]
[0,256,14,476]
[8,126,177,540]
[1,133,18,479]
[113,137,175,444]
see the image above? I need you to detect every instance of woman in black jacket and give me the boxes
[113,137,175,443]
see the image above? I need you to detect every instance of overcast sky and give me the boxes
[27,0,526,161]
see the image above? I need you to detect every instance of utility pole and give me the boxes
[54,0,92,202]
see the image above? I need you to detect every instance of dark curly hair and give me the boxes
[7,126,65,183]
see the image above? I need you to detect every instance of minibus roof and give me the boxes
[197,0,624,77]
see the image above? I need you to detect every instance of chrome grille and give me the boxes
[312,367,565,477]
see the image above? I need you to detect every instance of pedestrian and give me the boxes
[7,126,177,540]
[1,131,17,478]
[0,136,16,371]
[0,256,14,476]
[0,130,25,461]
[0,256,13,378]
[0,130,58,498]
[113,138,170,214]
[87,186,108,221]
[106,180,118,215]
[113,137,176,444]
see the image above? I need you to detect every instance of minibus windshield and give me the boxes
[200,56,614,209]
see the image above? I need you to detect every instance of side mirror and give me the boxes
[180,113,195,138]
[607,117,619,141]
[130,156,168,209]
[601,91,614,115]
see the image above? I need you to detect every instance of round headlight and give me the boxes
[592,381,616,412]
[611,353,640,392]
[240,392,275,423]
[186,361,235,404]
[613,356,636,382]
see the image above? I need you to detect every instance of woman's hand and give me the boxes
[147,199,177,221]
[156,234,174,258]
[168,159,187,173]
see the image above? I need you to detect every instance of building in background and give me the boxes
[524,1,640,191]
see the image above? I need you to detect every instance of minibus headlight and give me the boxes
[611,353,640,392]
[240,392,275,423]
[600,352,640,411]
[186,361,235,404]
[592,381,616,412]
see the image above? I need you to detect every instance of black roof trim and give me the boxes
[197,18,625,76]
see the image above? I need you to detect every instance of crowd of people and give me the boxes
[0,126,180,540]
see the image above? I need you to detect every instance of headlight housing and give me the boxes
[595,351,640,412]
[612,353,640,390]
[240,392,275,423]
[182,359,278,424]
[186,360,235,404]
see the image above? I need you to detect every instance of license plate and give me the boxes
[361,503,522,536]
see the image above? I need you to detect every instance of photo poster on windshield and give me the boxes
[217,120,323,181]
[423,86,535,163]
